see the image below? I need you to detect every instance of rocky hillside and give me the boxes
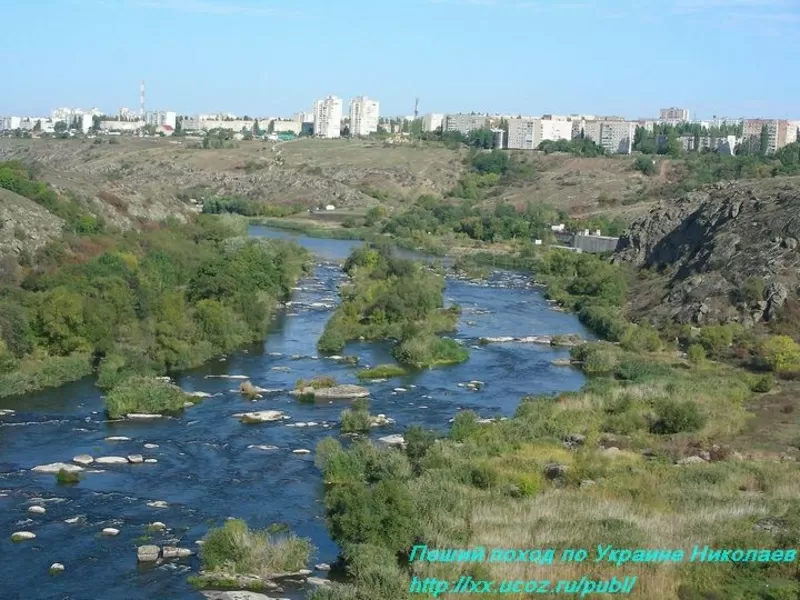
[0,188,63,257]
[615,177,800,328]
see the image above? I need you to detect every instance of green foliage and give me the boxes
[0,353,93,398]
[341,399,372,434]
[56,469,79,484]
[687,343,706,365]
[356,364,407,379]
[651,399,706,434]
[698,325,737,359]
[202,196,304,217]
[633,156,656,175]
[751,374,774,393]
[201,519,313,578]
[104,376,188,419]
[319,246,466,368]
[449,410,480,442]
[760,335,800,374]
[296,376,337,390]
[538,138,605,157]
[620,323,662,352]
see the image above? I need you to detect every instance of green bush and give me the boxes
[620,324,662,352]
[751,374,774,393]
[687,344,706,365]
[392,334,468,368]
[56,469,80,484]
[0,353,93,398]
[201,519,313,577]
[356,364,407,379]
[104,376,188,418]
[340,407,371,434]
[449,410,480,442]
[650,399,706,434]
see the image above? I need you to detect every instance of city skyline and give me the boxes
[1,0,799,118]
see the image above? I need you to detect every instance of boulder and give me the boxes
[315,563,331,571]
[137,545,161,562]
[239,410,286,424]
[11,531,36,542]
[0,409,15,417]
[127,455,144,464]
[201,592,282,600]
[248,445,279,451]
[101,528,120,536]
[95,456,129,465]
[105,436,131,441]
[127,413,163,419]
[544,463,567,480]
[32,462,84,474]
[186,391,212,398]
[28,506,46,514]
[49,563,65,573]
[377,434,405,447]
[144,459,158,464]
[291,384,369,400]
[64,517,81,524]
[144,443,159,449]
[292,449,311,455]
[307,577,331,587]
[73,455,94,466]
[147,500,169,508]
[149,522,167,531]
[162,546,192,559]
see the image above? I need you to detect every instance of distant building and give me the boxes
[659,107,690,123]
[741,119,797,154]
[181,115,254,131]
[580,120,635,154]
[271,119,302,134]
[491,128,505,149]
[349,96,380,137]
[444,113,489,135]
[313,95,343,139]
[293,111,313,123]
[675,134,740,155]
[145,110,177,129]
[573,232,620,253]
[507,118,571,150]
[422,113,444,132]
[0,116,21,130]
[78,114,93,134]
[99,119,145,132]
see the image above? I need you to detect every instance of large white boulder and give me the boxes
[31,462,84,474]
[95,457,129,465]
[238,411,286,424]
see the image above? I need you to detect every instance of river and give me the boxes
[0,226,588,600]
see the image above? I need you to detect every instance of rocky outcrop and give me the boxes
[289,384,369,400]
[614,179,800,327]
[32,462,84,474]
[237,410,287,424]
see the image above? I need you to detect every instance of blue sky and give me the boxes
[2,0,799,119]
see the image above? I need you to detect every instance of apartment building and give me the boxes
[349,96,380,137]
[313,95,343,139]
[659,107,690,123]
[293,111,313,123]
[742,119,797,154]
[182,116,255,131]
[507,118,572,150]
[579,120,635,154]
[444,113,489,135]
[677,134,740,155]
[145,110,177,129]
[422,113,444,132]
[271,119,302,134]
[0,116,22,130]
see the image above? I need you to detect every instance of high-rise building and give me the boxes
[422,113,444,132]
[444,113,489,135]
[659,107,690,123]
[349,96,380,137]
[581,120,636,154]
[742,119,798,154]
[313,96,343,139]
[506,118,572,150]
[145,111,177,129]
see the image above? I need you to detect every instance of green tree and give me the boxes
[53,121,68,134]
[267,120,275,134]
[759,124,770,156]
[760,335,800,374]
[33,120,42,133]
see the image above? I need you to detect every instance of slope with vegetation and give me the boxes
[310,241,800,600]
[0,164,311,401]
[317,244,467,369]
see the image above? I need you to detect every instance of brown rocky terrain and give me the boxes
[615,177,800,328]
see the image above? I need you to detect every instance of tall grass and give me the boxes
[0,353,93,398]
[104,376,188,418]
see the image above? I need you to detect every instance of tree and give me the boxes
[760,335,800,374]
[33,120,42,133]
[54,121,68,134]
[633,156,656,175]
[91,115,102,133]
[252,119,259,135]
[759,124,770,156]
[267,120,275,134]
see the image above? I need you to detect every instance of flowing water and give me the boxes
[0,226,588,600]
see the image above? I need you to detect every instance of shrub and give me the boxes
[356,364,407,380]
[404,425,437,474]
[295,376,337,390]
[469,464,498,489]
[341,407,371,434]
[650,399,706,434]
[0,353,93,398]
[449,410,480,442]
[751,374,774,393]
[698,325,735,359]
[619,324,662,352]
[633,156,656,175]
[760,335,800,374]
[392,334,468,368]
[240,380,260,399]
[325,479,419,553]
[572,342,619,375]
[201,519,313,577]
[56,469,79,484]
[104,376,188,419]
[687,344,706,365]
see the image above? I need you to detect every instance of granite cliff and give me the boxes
[615,178,800,328]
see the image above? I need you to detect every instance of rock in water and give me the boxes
[28,506,46,514]
[95,456,129,465]
[147,500,168,508]
[293,449,311,455]
[162,546,192,559]
[49,563,65,573]
[11,532,36,542]
[101,528,120,536]
[137,545,161,562]
[72,455,94,466]
[127,455,144,464]
[377,434,405,447]
[238,410,286,424]
[32,462,84,474]
[105,436,131,441]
